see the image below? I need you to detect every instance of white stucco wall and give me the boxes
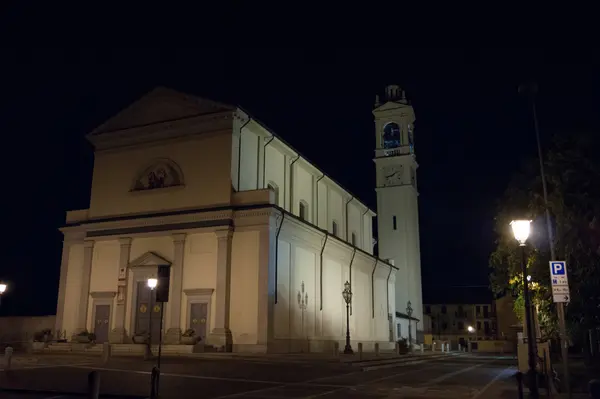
[89,132,233,219]
[236,119,375,254]
[61,243,84,337]
[273,217,395,351]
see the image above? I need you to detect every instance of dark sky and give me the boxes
[1,48,599,316]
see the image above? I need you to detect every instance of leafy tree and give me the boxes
[489,133,600,342]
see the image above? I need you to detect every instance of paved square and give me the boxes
[0,353,520,398]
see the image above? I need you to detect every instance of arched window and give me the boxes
[332,220,338,237]
[382,122,401,149]
[299,201,308,221]
[131,158,184,191]
[351,232,357,246]
[267,182,279,206]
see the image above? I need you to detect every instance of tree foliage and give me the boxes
[489,133,600,341]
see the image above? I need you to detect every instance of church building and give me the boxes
[55,85,423,353]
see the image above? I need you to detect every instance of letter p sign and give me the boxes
[551,261,566,276]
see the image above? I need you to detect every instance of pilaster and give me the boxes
[54,234,82,337]
[73,240,94,337]
[256,225,275,350]
[165,233,187,344]
[208,227,233,351]
[110,237,132,343]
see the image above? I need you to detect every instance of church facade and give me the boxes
[55,86,422,353]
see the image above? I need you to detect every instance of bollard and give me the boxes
[357,343,363,360]
[374,342,380,357]
[420,344,424,353]
[4,346,13,370]
[150,366,160,399]
[395,342,400,355]
[589,379,600,399]
[333,342,339,356]
[432,342,436,352]
[101,342,111,364]
[515,372,524,399]
[87,371,101,399]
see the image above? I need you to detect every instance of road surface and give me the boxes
[0,352,519,398]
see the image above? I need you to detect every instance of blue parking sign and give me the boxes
[551,261,566,276]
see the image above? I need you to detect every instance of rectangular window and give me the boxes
[476,305,481,316]
[393,216,397,230]
[425,306,431,314]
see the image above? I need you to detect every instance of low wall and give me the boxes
[474,340,514,353]
[0,315,56,343]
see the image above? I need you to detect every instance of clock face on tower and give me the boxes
[383,165,403,186]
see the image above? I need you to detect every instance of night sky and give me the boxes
[2,48,599,316]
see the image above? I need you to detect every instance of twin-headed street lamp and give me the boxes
[342,281,353,354]
[510,219,539,398]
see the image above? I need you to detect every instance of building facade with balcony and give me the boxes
[423,302,498,345]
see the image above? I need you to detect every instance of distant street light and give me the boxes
[467,325,475,333]
[342,281,353,354]
[511,219,539,398]
[0,282,6,307]
[406,301,413,351]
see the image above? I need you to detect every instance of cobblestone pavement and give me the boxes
[0,353,522,398]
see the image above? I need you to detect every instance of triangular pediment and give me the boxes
[129,251,172,268]
[89,87,235,136]
[373,101,411,114]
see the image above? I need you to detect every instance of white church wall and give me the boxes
[316,180,328,230]
[327,187,344,237]
[294,162,315,221]
[236,120,374,251]
[87,240,120,331]
[182,233,217,331]
[347,201,362,246]
[239,128,260,191]
[89,132,233,219]
[62,243,84,338]
[272,215,395,352]
[230,230,260,345]
[363,213,373,254]
[274,238,292,338]
[264,145,286,208]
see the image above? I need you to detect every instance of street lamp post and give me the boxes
[511,220,539,398]
[342,281,353,354]
[406,301,413,351]
[146,277,158,360]
[0,282,7,307]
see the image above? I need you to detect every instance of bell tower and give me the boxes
[373,85,423,341]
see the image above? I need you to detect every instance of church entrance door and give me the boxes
[189,303,208,343]
[94,304,110,343]
[135,281,162,344]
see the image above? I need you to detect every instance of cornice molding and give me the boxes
[89,112,234,151]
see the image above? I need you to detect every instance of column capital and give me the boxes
[215,227,234,240]
[83,240,95,249]
[119,237,132,246]
[172,233,187,244]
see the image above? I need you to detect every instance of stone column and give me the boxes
[110,237,132,343]
[256,224,275,351]
[209,227,233,351]
[165,233,186,344]
[73,240,94,337]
